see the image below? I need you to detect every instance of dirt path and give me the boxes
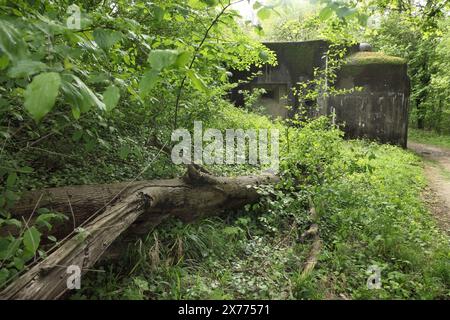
[408,141,450,234]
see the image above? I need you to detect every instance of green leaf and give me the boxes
[153,6,165,21]
[7,60,47,78]
[24,72,61,122]
[4,237,21,260]
[37,208,50,214]
[19,166,33,174]
[20,248,35,262]
[6,172,17,188]
[0,238,10,258]
[0,218,21,229]
[119,145,131,159]
[71,75,105,111]
[139,70,160,97]
[186,70,207,92]
[22,226,41,254]
[133,277,149,291]
[61,74,105,115]
[259,50,269,63]
[253,24,265,36]
[336,7,354,19]
[35,212,66,231]
[0,268,9,286]
[201,0,218,7]
[13,257,24,270]
[89,72,110,84]
[357,13,369,26]
[72,130,83,142]
[257,8,271,20]
[71,106,81,119]
[147,49,179,71]
[93,29,122,51]
[103,85,120,112]
[223,226,242,236]
[253,1,262,9]
[4,190,19,201]
[0,54,9,70]
[188,0,206,9]
[319,7,334,20]
[84,138,95,152]
[0,20,29,62]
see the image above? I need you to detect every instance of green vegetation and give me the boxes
[0,0,275,288]
[345,52,405,66]
[366,5,450,133]
[74,118,450,300]
[315,141,448,299]
[1,0,449,300]
[263,0,450,134]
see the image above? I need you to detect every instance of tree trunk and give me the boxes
[0,167,278,300]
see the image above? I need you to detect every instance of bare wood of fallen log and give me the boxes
[300,201,322,277]
[0,166,278,300]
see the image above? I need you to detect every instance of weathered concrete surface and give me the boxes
[230,40,329,118]
[230,42,410,148]
[325,53,410,148]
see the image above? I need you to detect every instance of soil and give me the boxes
[408,141,450,234]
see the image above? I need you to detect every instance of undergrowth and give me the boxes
[71,116,450,300]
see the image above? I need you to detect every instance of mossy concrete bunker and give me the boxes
[324,51,410,148]
[230,41,410,148]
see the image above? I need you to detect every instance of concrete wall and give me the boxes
[324,53,410,147]
[230,42,410,148]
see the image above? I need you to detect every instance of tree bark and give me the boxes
[0,168,278,300]
[300,202,321,278]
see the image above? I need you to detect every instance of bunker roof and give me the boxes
[345,51,406,66]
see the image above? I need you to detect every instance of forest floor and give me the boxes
[408,141,450,234]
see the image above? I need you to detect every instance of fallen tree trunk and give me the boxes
[0,167,278,300]
[300,202,321,278]
[8,168,277,237]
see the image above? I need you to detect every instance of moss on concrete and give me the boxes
[345,51,406,66]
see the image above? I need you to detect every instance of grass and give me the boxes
[71,119,450,300]
[71,215,310,300]
[439,165,450,181]
[313,141,449,299]
[409,128,450,150]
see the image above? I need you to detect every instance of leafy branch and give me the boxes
[173,0,245,129]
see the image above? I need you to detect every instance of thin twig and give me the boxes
[26,147,76,158]
[25,193,44,229]
[66,194,76,231]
